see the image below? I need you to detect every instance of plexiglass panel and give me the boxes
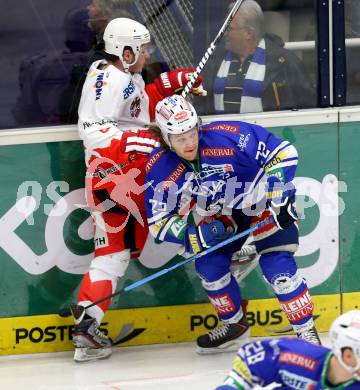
[345,0,360,104]
[192,0,317,116]
[0,0,321,130]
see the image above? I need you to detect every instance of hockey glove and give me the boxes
[184,221,233,255]
[267,196,298,230]
[120,129,160,156]
[153,68,207,97]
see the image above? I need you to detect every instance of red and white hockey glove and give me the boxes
[121,129,160,157]
[153,68,207,97]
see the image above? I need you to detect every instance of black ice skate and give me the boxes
[297,326,322,346]
[72,310,112,362]
[196,315,250,354]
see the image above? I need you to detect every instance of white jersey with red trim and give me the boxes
[78,59,151,165]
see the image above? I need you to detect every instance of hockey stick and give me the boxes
[181,0,245,98]
[58,217,271,318]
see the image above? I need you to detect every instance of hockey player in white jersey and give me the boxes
[71,17,206,362]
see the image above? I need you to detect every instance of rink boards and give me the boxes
[0,108,359,355]
[0,292,358,355]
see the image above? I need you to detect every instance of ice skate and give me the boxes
[196,314,250,354]
[297,326,322,346]
[232,243,257,262]
[72,313,112,362]
[231,243,259,282]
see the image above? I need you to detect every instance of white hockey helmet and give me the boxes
[155,95,199,147]
[330,310,360,380]
[103,18,150,70]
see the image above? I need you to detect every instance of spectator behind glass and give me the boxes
[12,0,164,127]
[12,6,95,126]
[59,0,136,124]
[197,0,316,115]
[60,0,166,123]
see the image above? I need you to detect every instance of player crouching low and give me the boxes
[144,95,321,354]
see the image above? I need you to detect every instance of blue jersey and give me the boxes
[144,120,298,245]
[217,338,360,390]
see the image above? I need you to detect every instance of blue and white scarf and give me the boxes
[214,38,266,114]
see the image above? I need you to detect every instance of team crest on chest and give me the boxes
[130,97,141,118]
[196,163,234,180]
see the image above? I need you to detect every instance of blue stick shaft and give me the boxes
[59,218,272,317]
[123,218,271,293]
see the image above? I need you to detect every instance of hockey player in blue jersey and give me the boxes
[216,310,360,389]
[144,95,321,353]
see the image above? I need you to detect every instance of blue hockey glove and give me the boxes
[267,196,298,230]
[184,221,233,255]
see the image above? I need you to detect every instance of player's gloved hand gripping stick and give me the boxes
[153,0,246,99]
[185,220,233,255]
[58,217,272,318]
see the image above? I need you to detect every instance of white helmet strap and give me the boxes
[338,352,360,380]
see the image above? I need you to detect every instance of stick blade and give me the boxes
[58,304,85,320]
[70,304,86,324]
[58,307,72,318]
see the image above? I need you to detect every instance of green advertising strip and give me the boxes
[339,121,360,293]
